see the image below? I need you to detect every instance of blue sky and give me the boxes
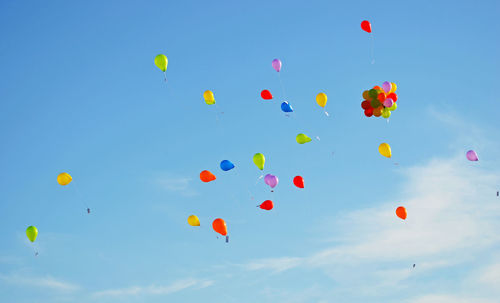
[0,0,499,302]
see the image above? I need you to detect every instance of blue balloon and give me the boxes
[220,160,235,171]
[281,101,293,113]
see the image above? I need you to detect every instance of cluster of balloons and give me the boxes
[361,81,398,118]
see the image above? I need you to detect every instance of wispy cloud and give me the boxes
[92,278,213,297]
[407,294,498,303]
[155,175,198,197]
[0,273,80,292]
[243,257,302,273]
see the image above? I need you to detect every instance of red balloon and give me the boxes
[364,108,373,117]
[293,176,304,188]
[259,200,274,210]
[378,93,386,102]
[261,90,273,100]
[361,100,371,110]
[387,92,398,102]
[361,20,372,33]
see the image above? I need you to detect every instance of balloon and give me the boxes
[387,92,398,102]
[383,98,394,108]
[272,59,282,72]
[264,174,279,188]
[378,143,392,158]
[259,200,274,210]
[281,101,293,113]
[390,82,397,93]
[364,108,373,117]
[57,173,72,186]
[293,176,304,188]
[296,133,312,144]
[378,93,386,102]
[200,170,216,182]
[187,215,200,226]
[154,54,168,72]
[382,81,392,94]
[396,206,407,220]
[373,107,383,117]
[26,226,38,242]
[466,150,478,161]
[220,160,235,171]
[361,20,372,33]
[362,90,370,100]
[253,153,265,170]
[261,90,273,100]
[203,90,215,105]
[212,218,227,236]
[369,89,379,99]
[373,86,381,90]
[316,93,327,108]
[370,98,381,108]
[381,108,391,119]
[361,100,371,110]
[389,102,397,111]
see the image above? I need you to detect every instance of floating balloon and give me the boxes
[26,226,38,242]
[259,200,274,210]
[316,93,327,108]
[281,101,293,113]
[187,215,200,226]
[264,174,279,188]
[382,81,392,94]
[253,153,265,170]
[381,108,391,119]
[361,82,398,118]
[154,54,168,72]
[200,170,216,182]
[390,82,397,93]
[220,160,235,171]
[57,173,72,186]
[203,90,215,105]
[296,133,312,144]
[383,98,394,108]
[212,218,227,236]
[261,90,273,100]
[466,150,478,161]
[361,20,372,33]
[396,206,407,220]
[378,143,392,158]
[293,176,304,188]
[272,59,282,72]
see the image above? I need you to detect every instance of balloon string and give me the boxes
[163,72,167,83]
[324,110,329,117]
[369,33,375,65]
[278,74,287,100]
[32,245,38,256]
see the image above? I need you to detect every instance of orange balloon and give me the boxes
[373,106,383,117]
[378,92,386,102]
[200,170,216,182]
[396,206,407,220]
[373,86,381,90]
[212,218,227,236]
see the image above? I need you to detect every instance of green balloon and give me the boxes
[253,153,265,170]
[382,108,391,118]
[26,226,38,243]
[369,89,379,99]
[296,133,312,144]
[370,99,381,108]
[389,102,397,111]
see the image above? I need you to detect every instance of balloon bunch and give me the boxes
[361,81,398,119]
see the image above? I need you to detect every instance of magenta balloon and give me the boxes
[382,81,392,94]
[264,174,279,188]
[466,150,478,161]
[383,98,394,108]
[272,59,282,72]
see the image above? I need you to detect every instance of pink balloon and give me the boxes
[466,150,478,161]
[264,174,279,188]
[383,98,394,108]
[382,81,392,94]
[272,59,282,72]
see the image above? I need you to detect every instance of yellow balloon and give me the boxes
[26,226,38,242]
[390,82,397,93]
[203,90,215,105]
[154,54,168,72]
[57,172,72,186]
[187,215,200,226]
[253,153,265,170]
[296,133,312,144]
[316,93,327,108]
[378,143,392,158]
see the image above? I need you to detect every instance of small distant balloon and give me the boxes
[154,54,168,72]
[261,90,273,100]
[316,93,327,108]
[293,176,304,188]
[212,218,227,236]
[466,150,478,161]
[382,81,392,94]
[272,59,282,72]
[187,215,200,226]
[26,226,38,242]
[396,206,407,220]
[361,20,372,33]
[281,101,293,113]
[200,170,216,182]
[264,174,279,188]
[378,143,392,158]
[253,153,265,170]
[259,200,274,210]
[203,90,215,105]
[296,133,312,144]
[220,160,235,171]
[57,173,72,186]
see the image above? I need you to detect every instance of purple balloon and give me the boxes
[382,81,392,94]
[466,150,478,161]
[383,98,394,108]
[264,174,279,188]
[272,59,282,72]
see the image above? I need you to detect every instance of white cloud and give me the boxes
[156,175,198,197]
[478,262,500,288]
[0,273,80,292]
[243,257,303,273]
[92,278,213,297]
[407,294,498,303]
